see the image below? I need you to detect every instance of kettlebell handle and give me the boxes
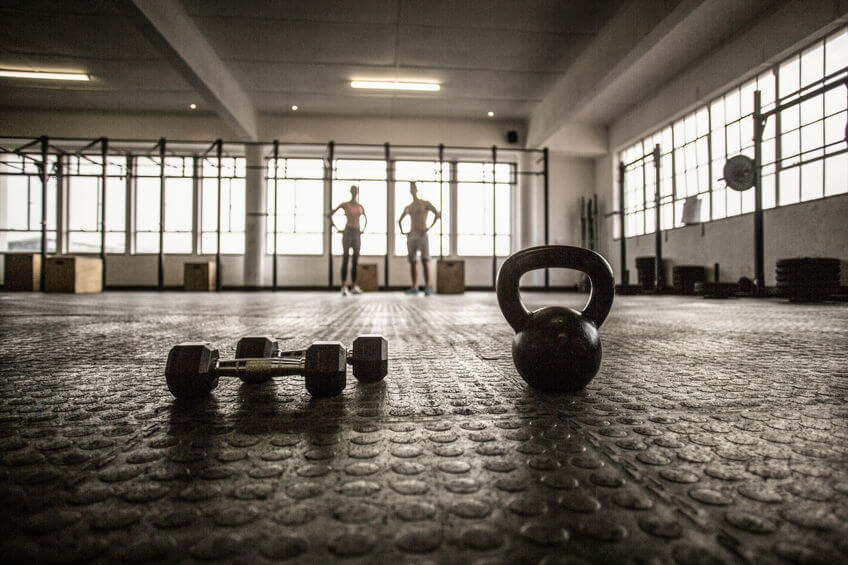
[496,245,615,332]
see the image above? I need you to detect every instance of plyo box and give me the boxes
[184,262,216,291]
[357,263,378,291]
[4,253,41,291]
[437,259,465,294]
[44,256,102,293]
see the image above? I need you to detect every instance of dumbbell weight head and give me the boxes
[304,342,347,397]
[165,343,219,400]
[350,335,388,383]
[234,336,278,383]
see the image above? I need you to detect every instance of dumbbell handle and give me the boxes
[214,357,304,379]
[276,348,355,365]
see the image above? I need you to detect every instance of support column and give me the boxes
[243,144,266,289]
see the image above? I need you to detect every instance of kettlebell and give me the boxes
[496,245,615,392]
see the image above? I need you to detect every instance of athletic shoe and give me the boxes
[351,285,362,295]
[341,286,351,296]
[404,287,419,295]
[423,287,434,296]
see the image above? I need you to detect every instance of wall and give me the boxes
[0,110,525,148]
[597,1,848,286]
[603,193,848,286]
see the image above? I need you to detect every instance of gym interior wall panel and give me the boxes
[219,255,244,288]
[106,255,158,287]
[604,192,848,287]
[463,257,494,287]
[276,256,326,287]
[0,111,524,152]
[163,255,202,287]
[546,154,597,286]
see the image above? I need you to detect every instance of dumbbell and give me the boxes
[236,334,388,384]
[165,341,347,400]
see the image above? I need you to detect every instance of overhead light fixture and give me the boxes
[487,111,494,117]
[0,69,90,81]
[291,105,298,111]
[351,80,440,92]
[189,103,197,110]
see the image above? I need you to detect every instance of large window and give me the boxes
[66,155,126,253]
[201,157,245,254]
[0,155,57,252]
[456,162,512,256]
[134,157,161,253]
[331,160,386,256]
[266,158,323,255]
[619,25,847,238]
[394,161,450,256]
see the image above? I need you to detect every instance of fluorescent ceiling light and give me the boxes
[0,69,90,81]
[351,80,440,92]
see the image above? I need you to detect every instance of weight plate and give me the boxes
[723,155,755,191]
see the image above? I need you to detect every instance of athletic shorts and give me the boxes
[406,233,430,263]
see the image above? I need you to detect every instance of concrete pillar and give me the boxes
[243,145,266,288]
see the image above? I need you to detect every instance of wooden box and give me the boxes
[4,253,41,291]
[184,262,216,291]
[44,256,103,293]
[437,259,465,294]
[357,264,378,292]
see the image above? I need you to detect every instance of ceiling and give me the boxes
[0,0,624,120]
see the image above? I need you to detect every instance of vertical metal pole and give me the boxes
[438,144,445,259]
[327,141,334,289]
[215,140,222,291]
[272,140,279,291]
[100,138,108,289]
[543,147,549,290]
[126,155,133,255]
[753,90,765,296]
[191,156,199,256]
[653,144,662,292]
[56,156,64,256]
[39,136,48,286]
[491,146,497,289]
[618,161,628,286]
[384,142,391,289]
[158,138,166,290]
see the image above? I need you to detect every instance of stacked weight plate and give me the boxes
[776,257,840,302]
[635,256,655,290]
[672,265,706,295]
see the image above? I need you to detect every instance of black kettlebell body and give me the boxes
[497,246,614,392]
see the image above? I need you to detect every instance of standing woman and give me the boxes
[328,185,367,295]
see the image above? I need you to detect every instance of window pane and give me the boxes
[68,177,99,231]
[164,178,192,232]
[800,42,824,87]
[393,162,449,256]
[456,163,513,256]
[825,28,848,74]
[267,164,324,255]
[824,154,847,195]
[779,57,800,97]
[332,161,386,256]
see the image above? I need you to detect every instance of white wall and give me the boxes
[0,110,524,149]
[602,193,848,286]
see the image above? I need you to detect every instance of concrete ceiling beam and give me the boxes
[122,0,259,141]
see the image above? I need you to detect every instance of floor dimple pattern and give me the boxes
[0,291,847,564]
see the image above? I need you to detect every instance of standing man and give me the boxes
[398,182,440,295]
[328,185,367,295]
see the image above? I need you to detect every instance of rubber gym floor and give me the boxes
[0,291,846,564]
